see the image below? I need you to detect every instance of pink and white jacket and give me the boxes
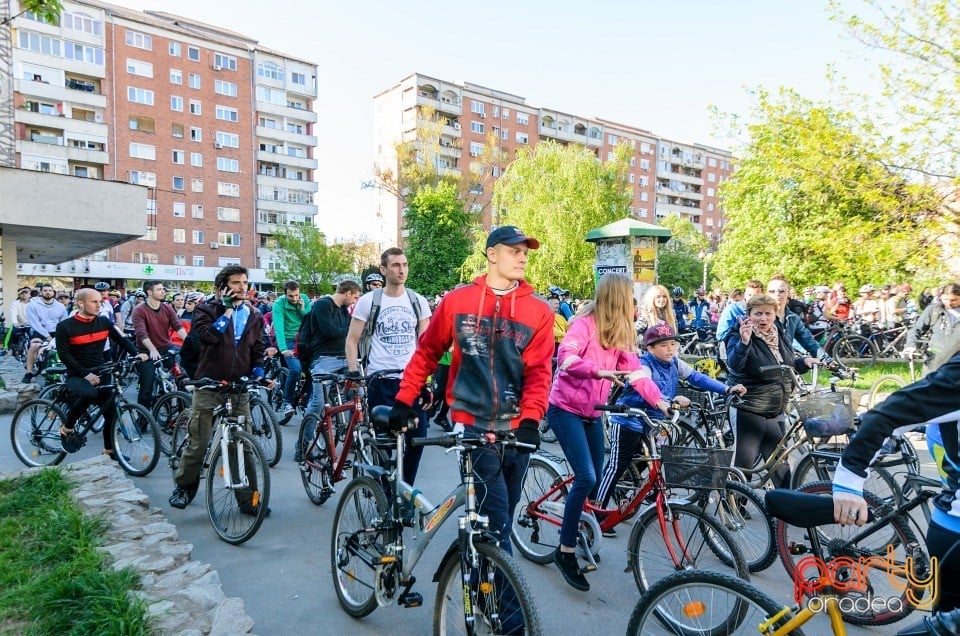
[548,314,663,418]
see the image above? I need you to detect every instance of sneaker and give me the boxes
[239,503,271,517]
[21,372,33,384]
[554,547,590,591]
[434,415,453,433]
[279,404,295,425]
[602,526,617,538]
[169,487,191,509]
[60,427,85,453]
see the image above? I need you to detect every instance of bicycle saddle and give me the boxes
[896,608,960,636]
[43,366,67,375]
[764,489,873,528]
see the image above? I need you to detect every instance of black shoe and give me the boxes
[21,372,33,384]
[60,428,85,453]
[554,547,590,591]
[602,527,617,538]
[897,608,960,636]
[434,415,453,433]
[169,487,191,509]
[239,503,271,517]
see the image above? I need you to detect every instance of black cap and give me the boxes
[485,226,540,250]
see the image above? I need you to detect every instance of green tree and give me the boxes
[404,182,475,297]
[656,215,710,292]
[462,141,633,297]
[712,88,943,291]
[269,225,353,296]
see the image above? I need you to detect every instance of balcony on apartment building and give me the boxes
[438,138,462,159]
[255,148,318,171]
[656,180,703,202]
[18,103,108,140]
[18,128,109,165]
[14,76,107,110]
[256,164,318,191]
[255,194,318,216]
[656,166,703,185]
[416,85,462,116]
[256,99,318,123]
[667,149,705,169]
[256,124,318,147]
[539,116,603,147]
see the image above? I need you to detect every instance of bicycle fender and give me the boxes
[354,463,388,479]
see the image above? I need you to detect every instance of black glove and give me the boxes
[345,370,362,382]
[389,401,418,433]
[514,419,541,453]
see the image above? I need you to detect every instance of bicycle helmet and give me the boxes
[365,273,384,285]
[548,285,563,296]
[94,282,110,291]
[858,284,875,294]
[185,291,204,303]
[671,286,685,298]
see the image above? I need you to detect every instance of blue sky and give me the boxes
[120,0,884,240]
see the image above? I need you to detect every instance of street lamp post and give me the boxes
[699,250,709,291]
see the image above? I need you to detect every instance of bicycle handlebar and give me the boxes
[411,431,537,452]
[182,377,266,392]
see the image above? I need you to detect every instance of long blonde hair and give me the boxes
[640,284,677,332]
[577,273,635,350]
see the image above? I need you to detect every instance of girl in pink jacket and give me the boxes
[546,273,667,592]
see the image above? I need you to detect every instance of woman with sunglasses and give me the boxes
[766,274,828,363]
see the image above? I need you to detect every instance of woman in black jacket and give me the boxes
[725,294,817,487]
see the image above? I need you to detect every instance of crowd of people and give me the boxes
[4,230,959,631]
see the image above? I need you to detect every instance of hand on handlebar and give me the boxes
[672,395,692,409]
[726,384,747,397]
[514,419,540,453]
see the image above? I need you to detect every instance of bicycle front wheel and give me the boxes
[330,475,390,618]
[626,569,802,636]
[113,403,161,477]
[867,374,907,409]
[297,413,333,505]
[249,396,282,467]
[700,480,777,573]
[205,430,271,545]
[627,502,749,595]
[512,456,564,564]
[434,540,543,636]
[151,390,191,456]
[833,335,877,368]
[10,399,68,467]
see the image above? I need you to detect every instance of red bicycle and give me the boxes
[512,403,750,593]
[295,368,401,505]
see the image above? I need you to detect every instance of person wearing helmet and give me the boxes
[119,290,146,338]
[365,273,384,292]
[557,289,574,321]
[853,284,880,324]
[671,286,688,332]
[689,287,710,329]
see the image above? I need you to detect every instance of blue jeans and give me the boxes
[281,339,301,406]
[368,377,427,485]
[306,356,347,416]
[547,404,606,548]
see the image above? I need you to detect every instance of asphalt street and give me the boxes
[1,402,936,635]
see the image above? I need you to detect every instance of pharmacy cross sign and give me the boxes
[143,265,155,275]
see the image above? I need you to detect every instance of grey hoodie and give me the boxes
[25,296,67,338]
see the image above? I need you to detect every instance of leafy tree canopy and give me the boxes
[404,181,475,297]
[657,215,710,292]
[269,225,354,296]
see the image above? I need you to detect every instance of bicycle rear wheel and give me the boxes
[791,450,901,506]
[10,399,68,467]
[627,502,749,595]
[867,374,907,409]
[512,456,564,564]
[167,408,192,472]
[699,480,777,573]
[774,480,928,626]
[298,413,333,505]
[151,390,191,456]
[330,475,390,618]
[626,569,802,636]
[113,403,161,477]
[434,540,543,636]
[205,430,271,545]
[249,395,282,467]
[833,335,877,368]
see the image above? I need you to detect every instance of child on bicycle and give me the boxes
[595,323,746,513]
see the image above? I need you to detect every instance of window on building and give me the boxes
[191,204,204,218]
[171,96,183,111]
[17,31,62,58]
[173,254,186,265]
[190,127,202,142]
[173,176,184,190]
[608,134,619,145]
[218,182,240,197]
[285,122,304,134]
[640,142,652,154]
[639,208,648,218]
[217,232,241,245]
[173,202,186,217]
[707,173,716,183]
[169,68,182,84]
[707,187,715,197]
[213,53,237,70]
[125,30,152,50]
[257,61,283,80]
[516,132,528,144]
[127,59,153,78]
[192,230,204,244]
[191,178,203,192]
[216,106,238,122]
[291,72,306,85]
[215,131,239,148]
[170,123,184,139]
[471,101,484,114]
[217,157,239,172]
[132,251,159,263]
[128,115,154,133]
[214,79,237,97]
[708,157,717,167]
[469,142,484,157]
[64,11,102,35]
[141,229,157,242]
[188,73,200,89]
[639,176,649,187]
[256,86,286,105]
[706,217,714,227]
[172,228,185,243]
[192,255,204,267]
[189,100,201,115]
[629,173,635,183]
[470,121,484,134]
[190,152,202,167]
[127,87,154,105]
[640,191,649,202]
[129,142,156,160]
[258,117,279,129]
[516,112,529,125]
[217,207,241,222]
[129,170,156,186]
[169,41,181,57]
[708,203,715,212]
[187,46,199,61]
[172,150,185,166]
[640,159,650,170]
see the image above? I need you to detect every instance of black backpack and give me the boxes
[179,326,201,378]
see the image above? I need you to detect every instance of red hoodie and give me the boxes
[396,275,554,430]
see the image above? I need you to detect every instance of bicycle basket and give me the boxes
[796,390,854,438]
[675,382,712,409]
[660,445,733,490]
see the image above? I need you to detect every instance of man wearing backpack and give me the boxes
[299,279,361,415]
[345,247,431,486]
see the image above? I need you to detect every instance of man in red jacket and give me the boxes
[392,225,554,552]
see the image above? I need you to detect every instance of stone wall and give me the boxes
[0,456,255,635]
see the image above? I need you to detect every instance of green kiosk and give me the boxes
[585,218,671,304]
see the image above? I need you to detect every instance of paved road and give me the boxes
[1,403,935,635]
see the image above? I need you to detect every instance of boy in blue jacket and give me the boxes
[595,323,745,518]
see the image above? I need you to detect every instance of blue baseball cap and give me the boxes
[485,225,540,250]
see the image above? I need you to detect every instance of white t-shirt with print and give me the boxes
[353,289,431,374]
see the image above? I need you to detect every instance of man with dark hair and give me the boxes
[273,280,311,421]
[300,279,361,403]
[132,280,186,408]
[169,265,272,512]
[23,282,67,383]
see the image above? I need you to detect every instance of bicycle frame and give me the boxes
[207,394,252,492]
[309,395,364,483]
[760,595,847,635]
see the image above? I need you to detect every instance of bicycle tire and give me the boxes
[249,395,282,467]
[167,408,192,472]
[268,367,288,413]
[699,480,777,573]
[791,450,902,507]
[434,539,543,636]
[626,502,750,595]
[10,399,69,467]
[512,456,565,564]
[205,429,271,545]
[867,374,907,409]
[37,381,66,402]
[330,475,390,618]
[774,479,929,626]
[298,413,333,505]
[113,403,161,477]
[833,335,877,368]
[151,390,192,456]
[626,569,803,636]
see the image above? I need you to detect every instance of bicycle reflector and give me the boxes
[683,600,707,618]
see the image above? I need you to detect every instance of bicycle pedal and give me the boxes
[343,460,352,470]
[398,591,422,608]
[579,564,597,574]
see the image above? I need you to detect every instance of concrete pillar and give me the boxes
[1,236,17,316]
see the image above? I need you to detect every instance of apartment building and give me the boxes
[7,0,318,286]
[373,73,733,248]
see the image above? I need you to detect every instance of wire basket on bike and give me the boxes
[660,445,733,490]
[795,389,854,438]
[675,382,711,409]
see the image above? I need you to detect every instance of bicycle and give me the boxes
[295,369,399,504]
[330,408,543,634]
[169,377,271,545]
[512,403,750,593]
[265,354,310,424]
[246,384,283,467]
[867,350,924,409]
[11,361,161,477]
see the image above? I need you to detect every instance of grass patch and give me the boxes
[805,360,917,391]
[0,469,150,635]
